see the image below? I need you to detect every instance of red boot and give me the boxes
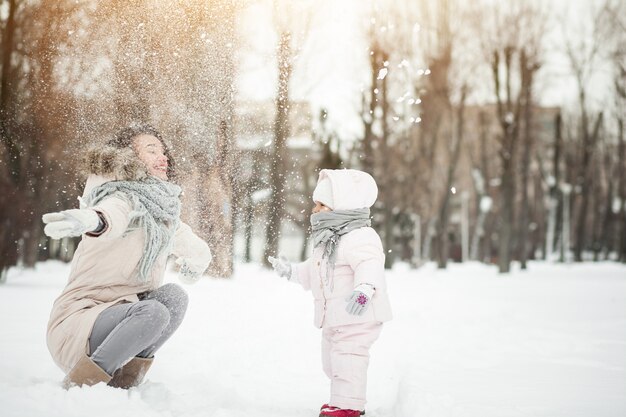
[319,404,365,417]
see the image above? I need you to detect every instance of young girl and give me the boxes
[269,169,392,417]
[44,124,212,389]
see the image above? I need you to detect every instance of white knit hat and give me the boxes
[313,169,377,210]
[312,177,334,209]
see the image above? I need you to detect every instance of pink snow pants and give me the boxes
[321,321,383,411]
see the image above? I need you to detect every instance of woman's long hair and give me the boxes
[108,124,176,180]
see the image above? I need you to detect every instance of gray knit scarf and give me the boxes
[310,208,371,286]
[82,176,182,283]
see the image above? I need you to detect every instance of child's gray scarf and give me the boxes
[310,208,371,288]
[82,176,182,283]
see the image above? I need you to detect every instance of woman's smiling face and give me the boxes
[133,134,169,180]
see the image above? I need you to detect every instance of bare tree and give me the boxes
[262,0,312,266]
[597,0,626,261]
[469,111,494,262]
[358,2,426,268]
[595,135,613,259]
[435,86,467,268]
[357,0,475,268]
[618,119,626,262]
[0,0,20,279]
[471,0,547,272]
[518,50,542,269]
[356,19,394,266]
[491,46,522,273]
[1,1,83,275]
[563,2,610,262]
[417,0,457,269]
[0,0,17,184]
[545,112,563,260]
[263,30,292,266]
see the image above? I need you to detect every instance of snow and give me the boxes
[1,260,626,417]
[612,198,622,214]
[251,188,272,203]
[480,196,493,212]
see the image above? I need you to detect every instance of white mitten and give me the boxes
[267,255,293,280]
[345,283,376,316]
[42,209,101,240]
[175,256,209,285]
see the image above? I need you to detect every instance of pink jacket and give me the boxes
[47,169,211,373]
[292,169,392,328]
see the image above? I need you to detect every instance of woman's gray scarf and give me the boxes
[82,176,182,283]
[310,208,371,287]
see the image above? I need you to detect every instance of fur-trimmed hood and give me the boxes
[82,145,148,182]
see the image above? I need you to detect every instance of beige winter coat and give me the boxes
[46,147,212,373]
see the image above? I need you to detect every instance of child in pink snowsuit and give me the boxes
[269,169,392,417]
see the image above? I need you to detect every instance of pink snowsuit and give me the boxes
[292,169,392,411]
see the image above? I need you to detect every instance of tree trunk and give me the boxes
[598,140,615,260]
[436,87,466,268]
[574,112,603,261]
[499,164,516,273]
[0,0,19,278]
[560,185,573,262]
[379,51,395,269]
[361,46,379,175]
[616,119,626,262]
[590,157,604,261]
[209,118,235,277]
[518,52,537,269]
[478,112,493,263]
[263,31,291,266]
[546,113,562,260]
[492,47,522,273]
[0,0,18,182]
[243,192,254,263]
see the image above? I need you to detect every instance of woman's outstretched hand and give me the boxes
[268,255,293,280]
[42,209,101,240]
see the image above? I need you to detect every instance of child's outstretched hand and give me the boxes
[346,283,376,315]
[268,255,293,280]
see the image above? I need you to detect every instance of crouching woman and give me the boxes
[44,125,212,389]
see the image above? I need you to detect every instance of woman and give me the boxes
[43,124,212,389]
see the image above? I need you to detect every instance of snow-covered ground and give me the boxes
[1,261,625,417]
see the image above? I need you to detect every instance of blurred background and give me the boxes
[0,0,624,279]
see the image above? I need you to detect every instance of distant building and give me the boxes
[446,103,561,262]
[233,100,316,262]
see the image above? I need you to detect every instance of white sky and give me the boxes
[235,0,617,139]
[236,0,370,139]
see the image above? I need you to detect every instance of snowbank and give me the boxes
[1,261,625,417]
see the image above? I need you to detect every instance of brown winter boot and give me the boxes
[63,355,112,389]
[108,356,154,389]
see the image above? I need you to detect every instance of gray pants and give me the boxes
[88,283,188,376]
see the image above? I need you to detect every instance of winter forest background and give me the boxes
[0,0,625,281]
